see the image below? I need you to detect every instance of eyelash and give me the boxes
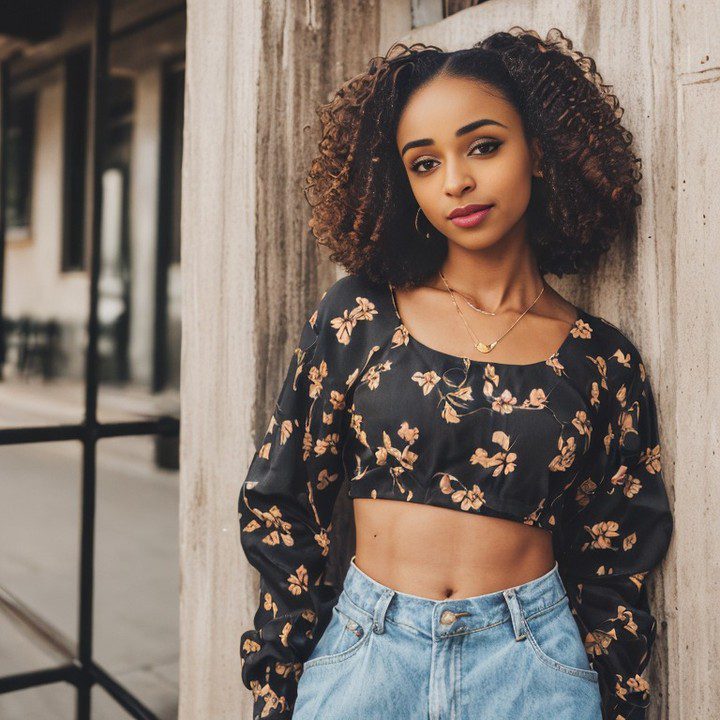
[409,140,502,174]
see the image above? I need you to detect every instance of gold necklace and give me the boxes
[460,293,497,315]
[450,286,497,315]
[433,273,496,314]
[438,272,546,354]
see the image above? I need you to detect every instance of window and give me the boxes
[4,90,36,242]
[61,46,90,272]
[154,58,185,392]
[442,1,490,19]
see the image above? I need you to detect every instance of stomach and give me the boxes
[352,498,555,600]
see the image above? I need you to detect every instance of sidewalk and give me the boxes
[0,377,180,719]
[0,374,179,427]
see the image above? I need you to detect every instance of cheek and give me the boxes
[407,159,534,230]
[408,179,440,220]
[493,164,533,216]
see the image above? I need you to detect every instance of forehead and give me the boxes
[396,75,517,143]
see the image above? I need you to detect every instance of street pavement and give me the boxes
[0,378,179,719]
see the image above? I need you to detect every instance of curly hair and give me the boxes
[303,27,642,288]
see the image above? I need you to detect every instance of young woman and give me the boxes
[238,27,673,720]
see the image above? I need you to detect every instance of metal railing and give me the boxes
[0,2,180,718]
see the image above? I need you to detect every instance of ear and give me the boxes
[530,137,544,177]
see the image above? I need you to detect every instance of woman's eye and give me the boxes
[411,158,436,173]
[471,140,501,156]
[410,141,501,174]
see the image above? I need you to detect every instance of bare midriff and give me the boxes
[352,498,555,600]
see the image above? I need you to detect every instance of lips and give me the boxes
[448,203,494,219]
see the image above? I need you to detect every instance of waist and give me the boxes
[353,498,555,599]
[340,555,567,639]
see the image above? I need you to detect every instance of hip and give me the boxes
[293,557,603,720]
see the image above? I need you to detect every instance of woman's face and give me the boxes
[396,74,542,252]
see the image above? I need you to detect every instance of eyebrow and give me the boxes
[400,118,509,157]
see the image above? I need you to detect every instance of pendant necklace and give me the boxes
[438,271,546,355]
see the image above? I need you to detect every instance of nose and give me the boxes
[443,160,475,197]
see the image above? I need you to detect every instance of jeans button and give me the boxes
[440,610,456,625]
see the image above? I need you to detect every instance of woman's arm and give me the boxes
[557,345,673,720]
[238,276,370,719]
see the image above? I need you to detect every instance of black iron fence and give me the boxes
[0,2,180,718]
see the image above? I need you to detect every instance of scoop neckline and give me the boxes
[386,281,581,369]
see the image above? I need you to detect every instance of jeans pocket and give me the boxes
[302,592,373,670]
[522,595,599,684]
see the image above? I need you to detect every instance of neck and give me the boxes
[432,227,544,313]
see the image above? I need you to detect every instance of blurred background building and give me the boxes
[0,1,184,718]
[0,0,183,397]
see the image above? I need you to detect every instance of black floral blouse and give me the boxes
[238,273,673,720]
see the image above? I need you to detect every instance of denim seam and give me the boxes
[302,630,371,669]
[302,609,372,670]
[340,593,376,623]
[521,596,599,683]
[458,633,463,711]
[523,628,599,683]
[521,592,568,623]
[441,617,507,638]
[386,616,428,637]
[343,594,432,638]
[335,604,370,631]
[342,590,569,639]
[443,594,568,639]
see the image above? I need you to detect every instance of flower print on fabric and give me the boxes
[239,273,672,720]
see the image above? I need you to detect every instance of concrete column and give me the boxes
[180,1,263,717]
[672,1,720,716]
[128,66,161,386]
[180,1,393,717]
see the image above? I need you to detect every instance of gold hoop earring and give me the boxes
[415,207,431,240]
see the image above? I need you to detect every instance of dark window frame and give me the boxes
[61,45,91,273]
[153,54,185,393]
[3,86,36,242]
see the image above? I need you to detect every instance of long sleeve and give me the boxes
[557,346,673,720]
[238,280,366,719]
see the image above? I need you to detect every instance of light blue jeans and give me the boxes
[293,556,603,719]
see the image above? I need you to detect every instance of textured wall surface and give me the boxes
[405,0,718,716]
[671,1,720,716]
[182,0,716,716]
[180,1,395,718]
[180,2,264,718]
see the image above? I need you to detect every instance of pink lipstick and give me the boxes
[448,204,494,228]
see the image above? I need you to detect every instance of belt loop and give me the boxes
[371,588,394,635]
[502,587,527,641]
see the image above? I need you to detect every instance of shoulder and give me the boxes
[315,273,388,316]
[580,310,649,392]
[313,273,396,338]
[309,272,397,356]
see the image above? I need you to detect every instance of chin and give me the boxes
[448,235,504,252]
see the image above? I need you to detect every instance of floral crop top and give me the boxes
[238,272,673,720]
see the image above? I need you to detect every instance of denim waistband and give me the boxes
[341,556,568,641]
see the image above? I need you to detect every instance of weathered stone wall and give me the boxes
[182,0,716,716]
[180,2,399,717]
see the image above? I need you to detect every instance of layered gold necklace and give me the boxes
[438,271,545,355]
